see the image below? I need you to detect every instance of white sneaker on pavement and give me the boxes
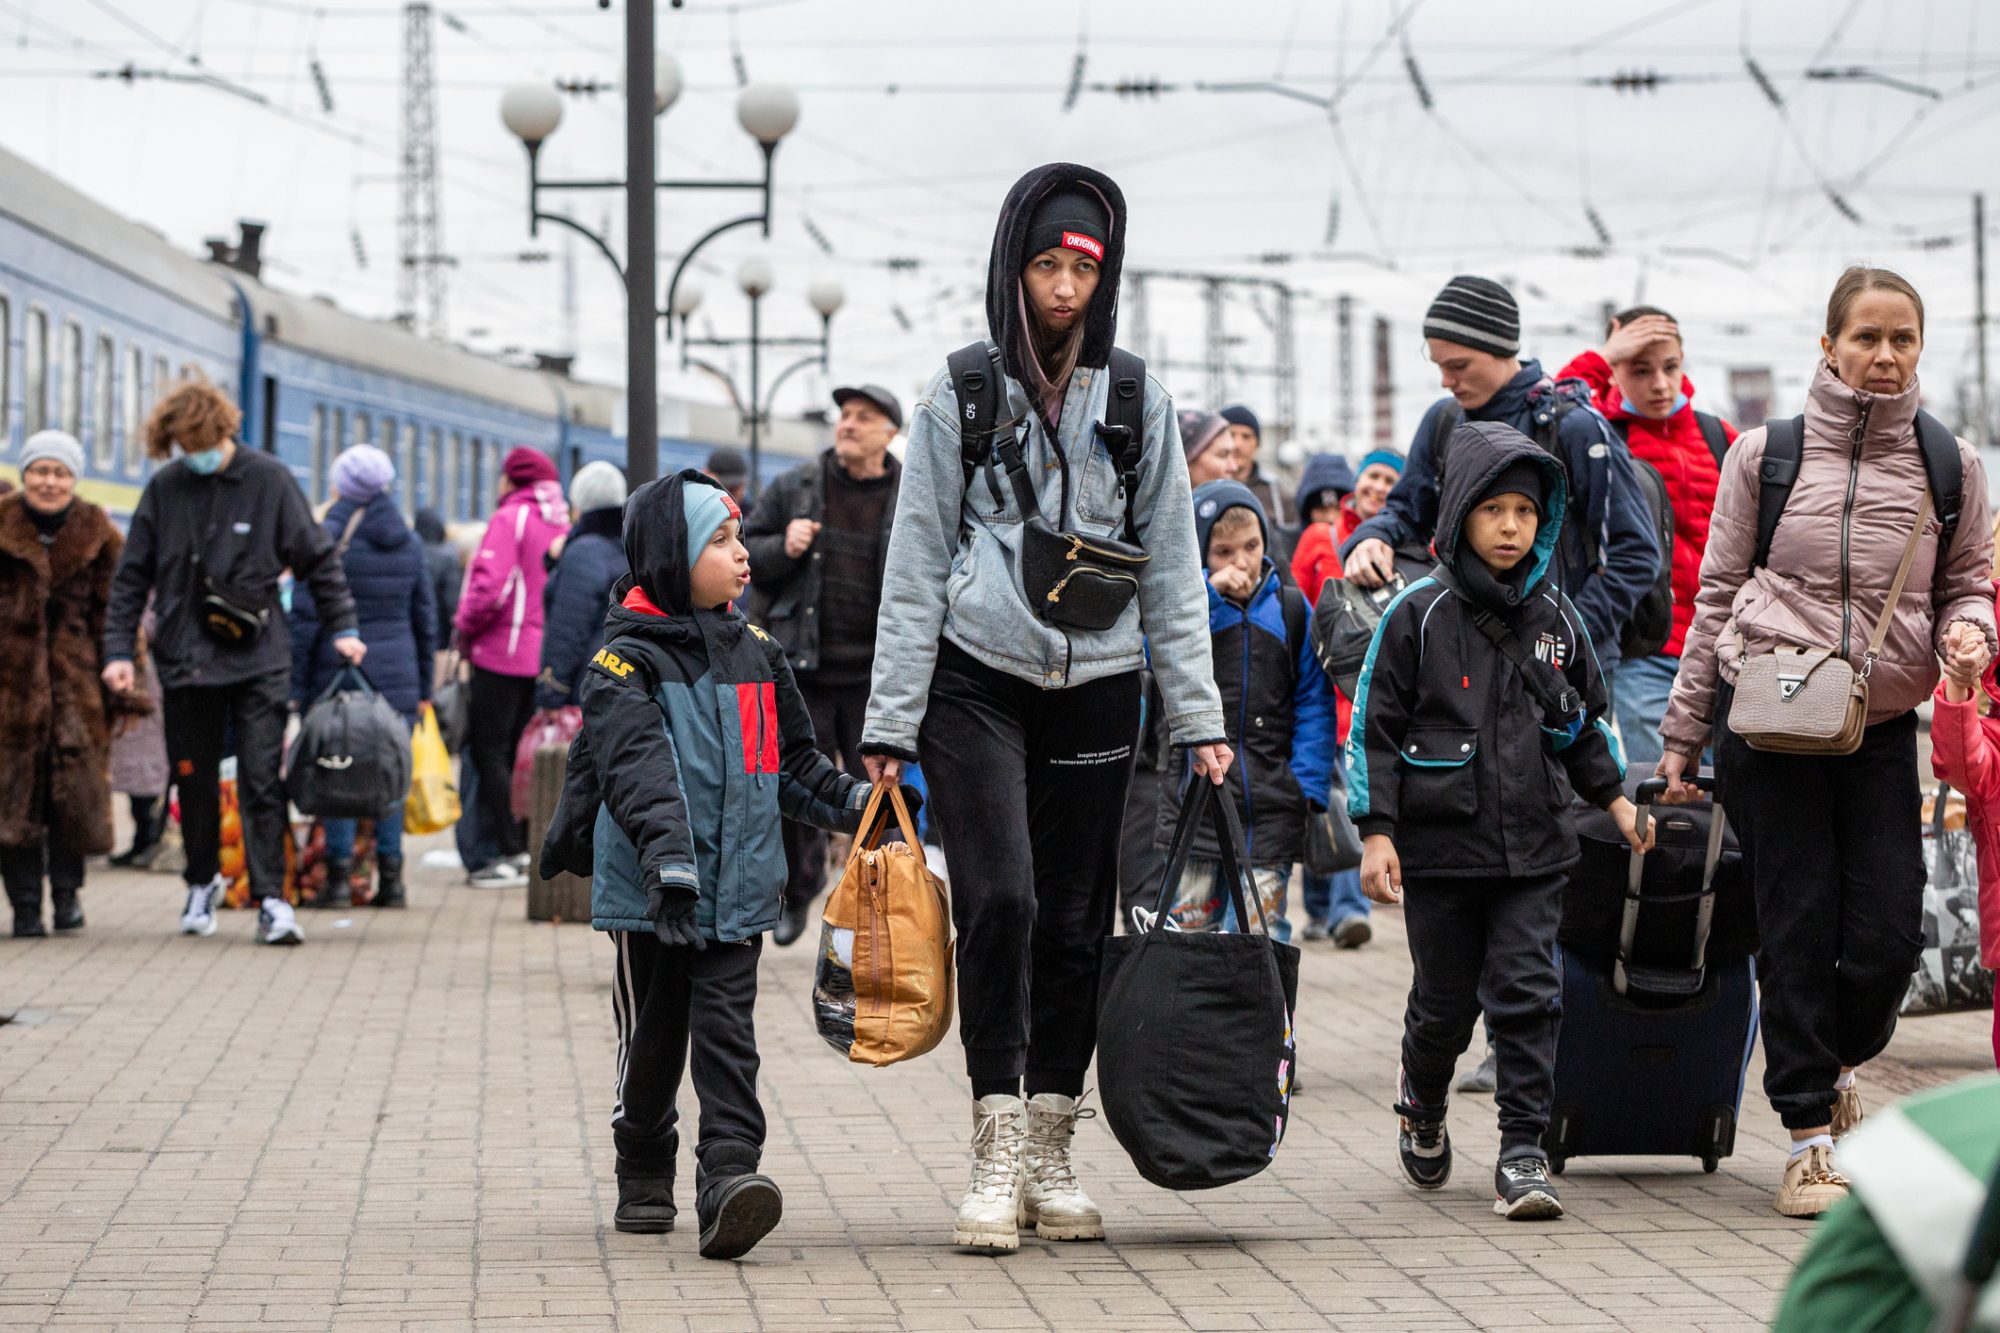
[954,1094,1025,1253]
[468,862,527,888]
[1020,1093,1105,1241]
[257,898,303,946]
[179,875,225,937]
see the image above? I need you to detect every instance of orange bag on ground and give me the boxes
[811,786,955,1066]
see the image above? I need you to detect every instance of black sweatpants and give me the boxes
[1715,695,1925,1130]
[919,640,1141,1090]
[163,670,290,900]
[781,676,870,910]
[610,931,765,1183]
[466,666,536,863]
[1397,874,1564,1158]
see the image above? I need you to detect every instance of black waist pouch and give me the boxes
[199,577,272,647]
[1019,523,1149,632]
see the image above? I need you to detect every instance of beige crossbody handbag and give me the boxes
[1727,492,1931,756]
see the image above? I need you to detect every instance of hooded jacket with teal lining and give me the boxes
[537,469,872,939]
[1345,421,1625,881]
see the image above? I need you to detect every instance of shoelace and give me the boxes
[1499,1159,1549,1186]
[970,1106,1022,1199]
[1028,1093,1098,1195]
[1797,1146,1849,1188]
[1401,1117,1446,1152]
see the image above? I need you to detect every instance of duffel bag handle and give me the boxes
[312,661,379,707]
[1146,778,1260,934]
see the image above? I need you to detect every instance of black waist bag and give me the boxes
[285,666,412,819]
[1098,779,1301,1190]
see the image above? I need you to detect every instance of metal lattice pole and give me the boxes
[398,2,446,337]
[1273,283,1295,443]
[1203,278,1226,409]
[1337,294,1355,449]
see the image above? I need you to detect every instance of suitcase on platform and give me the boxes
[1544,775,1760,1175]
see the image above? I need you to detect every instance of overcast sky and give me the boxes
[5,0,1998,457]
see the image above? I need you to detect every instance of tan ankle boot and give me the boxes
[1775,1143,1849,1218]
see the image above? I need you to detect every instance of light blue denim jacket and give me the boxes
[864,353,1226,755]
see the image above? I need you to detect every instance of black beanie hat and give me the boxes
[1024,186,1110,265]
[1424,274,1520,358]
[1474,458,1547,516]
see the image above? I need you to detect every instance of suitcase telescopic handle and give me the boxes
[1633,773,1718,804]
[1617,771,1730,998]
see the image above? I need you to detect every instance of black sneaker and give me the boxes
[1493,1155,1564,1220]
[614,1176,676,1234]
[1397,1114,1452,1190]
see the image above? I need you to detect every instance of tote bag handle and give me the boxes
[1145,778,1268,934]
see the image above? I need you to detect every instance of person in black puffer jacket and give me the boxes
[536,462,629,710]
[414,508,461,639]
[290,445,436,908]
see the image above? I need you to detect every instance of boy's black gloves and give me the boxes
[647,884,707,951]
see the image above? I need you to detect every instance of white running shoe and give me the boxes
[257,898,304,946]
[1020,1093,1105,1241]
[179,876,225,937]
[953,1095,1025,1252]
[468,862,528,888]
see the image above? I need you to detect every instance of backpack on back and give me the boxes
[1752,409,1962,569]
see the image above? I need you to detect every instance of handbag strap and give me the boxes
[335,505,367,558]
[1860,491,1934,677]
[1147,778,1260,933]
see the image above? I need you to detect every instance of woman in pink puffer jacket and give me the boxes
[453,447,566,882]
[1657,267,1996,1220]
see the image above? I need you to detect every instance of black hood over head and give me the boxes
[620,468,715,616]
[1433,420,1568,613]
[984,162,1127,385]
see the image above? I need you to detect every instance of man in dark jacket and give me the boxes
[1347,419,1643,1221]
[104,379,362,948]
[1341,275,1659,675]
[536,461,628,711]
[414,508,461,634]
[1221,403,1296,559]
[742,384,903,944]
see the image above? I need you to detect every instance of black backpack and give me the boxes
[945,341,1148,540]
[1605,412,1730,661]
[1751,409,1962,569]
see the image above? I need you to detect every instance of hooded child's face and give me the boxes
[1022,247,1100,340]
[690,516,751,609]
[1464,492,1539,575]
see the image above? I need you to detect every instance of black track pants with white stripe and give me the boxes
[609,930,765,1180]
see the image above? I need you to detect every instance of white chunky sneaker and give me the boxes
[953,1095,1025,1253]
[180,875,225,937]
[1020,1093,1105,1241]
[257,898,304,946]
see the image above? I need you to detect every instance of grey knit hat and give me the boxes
[570,460,628,514]
[1423,274,1520,358]
[20,429,84,478]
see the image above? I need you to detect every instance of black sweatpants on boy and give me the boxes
[1715,695,1925,1131]
[610,931,765,1183]
[1397,874,1563,1158]
[918,640,1141,1092]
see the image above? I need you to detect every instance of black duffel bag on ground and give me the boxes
[285,665,412,819]
[1098,778,1301,1191]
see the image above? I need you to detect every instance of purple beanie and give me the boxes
[331,444,396,501]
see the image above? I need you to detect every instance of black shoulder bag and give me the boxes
[947,342,1151,633]
[191,482,280,648]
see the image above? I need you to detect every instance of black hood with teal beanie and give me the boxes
[621,469,737,616]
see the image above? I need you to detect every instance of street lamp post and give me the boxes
[499,55,796,487]
[680,270,843,500]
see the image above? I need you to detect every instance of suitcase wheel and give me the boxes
[1701,1154,1719,1174]
[1549,1155,1566,1176]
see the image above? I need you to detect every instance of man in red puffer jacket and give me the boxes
[1558,306,1737,773]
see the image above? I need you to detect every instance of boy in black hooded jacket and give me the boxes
[540,470,902,1259]
[1347,420,1647,1221]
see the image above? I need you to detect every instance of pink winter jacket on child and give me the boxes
[1926,638,2000,971]
[453,479,567,677]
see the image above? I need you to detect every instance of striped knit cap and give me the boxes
[1423,274,1519,358]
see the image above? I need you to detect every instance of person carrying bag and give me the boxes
[1098,778,1300,1191]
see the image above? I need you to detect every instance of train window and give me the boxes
[308,406,327,503]
[447,431,462,518]
[121,346,142,474]
[427,428,442,511]
[469,435,485,516]
[400,421,417,513]
[379,416,394,449]
[0,293,10,447]
[151,355,168,402]
[352,413,370,448]
[90,334,114,467]
[24,307,47,435]
[60,320,82,436]
[330,408,345,489]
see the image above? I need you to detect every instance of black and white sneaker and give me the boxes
[257,898,304,946]
[1397,1114,1451,1190]
[180,875,225,937]
[1493,1156,1564,1220]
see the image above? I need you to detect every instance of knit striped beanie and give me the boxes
[1423,275,1519,358]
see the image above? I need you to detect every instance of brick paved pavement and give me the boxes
[2,843,1992,1332]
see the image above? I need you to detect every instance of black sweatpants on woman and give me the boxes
[466,666,536,863]
[1715,692,1926,1131]
[610,931,765,1183]
[918,640,1141,1092]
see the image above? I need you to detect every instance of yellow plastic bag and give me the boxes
[403,703,460,835]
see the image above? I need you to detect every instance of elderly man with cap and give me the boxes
[743,382,905,944]
[1220,403,1295,557]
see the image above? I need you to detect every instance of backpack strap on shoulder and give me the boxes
[1693,411,1730,471]
[1428,399,1463,483]
[1280,582,1309,661]
[946,340,1003,494]
[1752,415,1805,571]
[1095,347,1147,545]
[1913,408,1963,554]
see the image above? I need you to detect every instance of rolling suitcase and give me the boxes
[1544,775,1759,1175]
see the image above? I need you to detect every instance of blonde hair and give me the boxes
[143,373,241,460]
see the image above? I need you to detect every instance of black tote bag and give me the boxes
[1097,779,1302,1190]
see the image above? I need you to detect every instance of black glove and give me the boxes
[650,887,706,951]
